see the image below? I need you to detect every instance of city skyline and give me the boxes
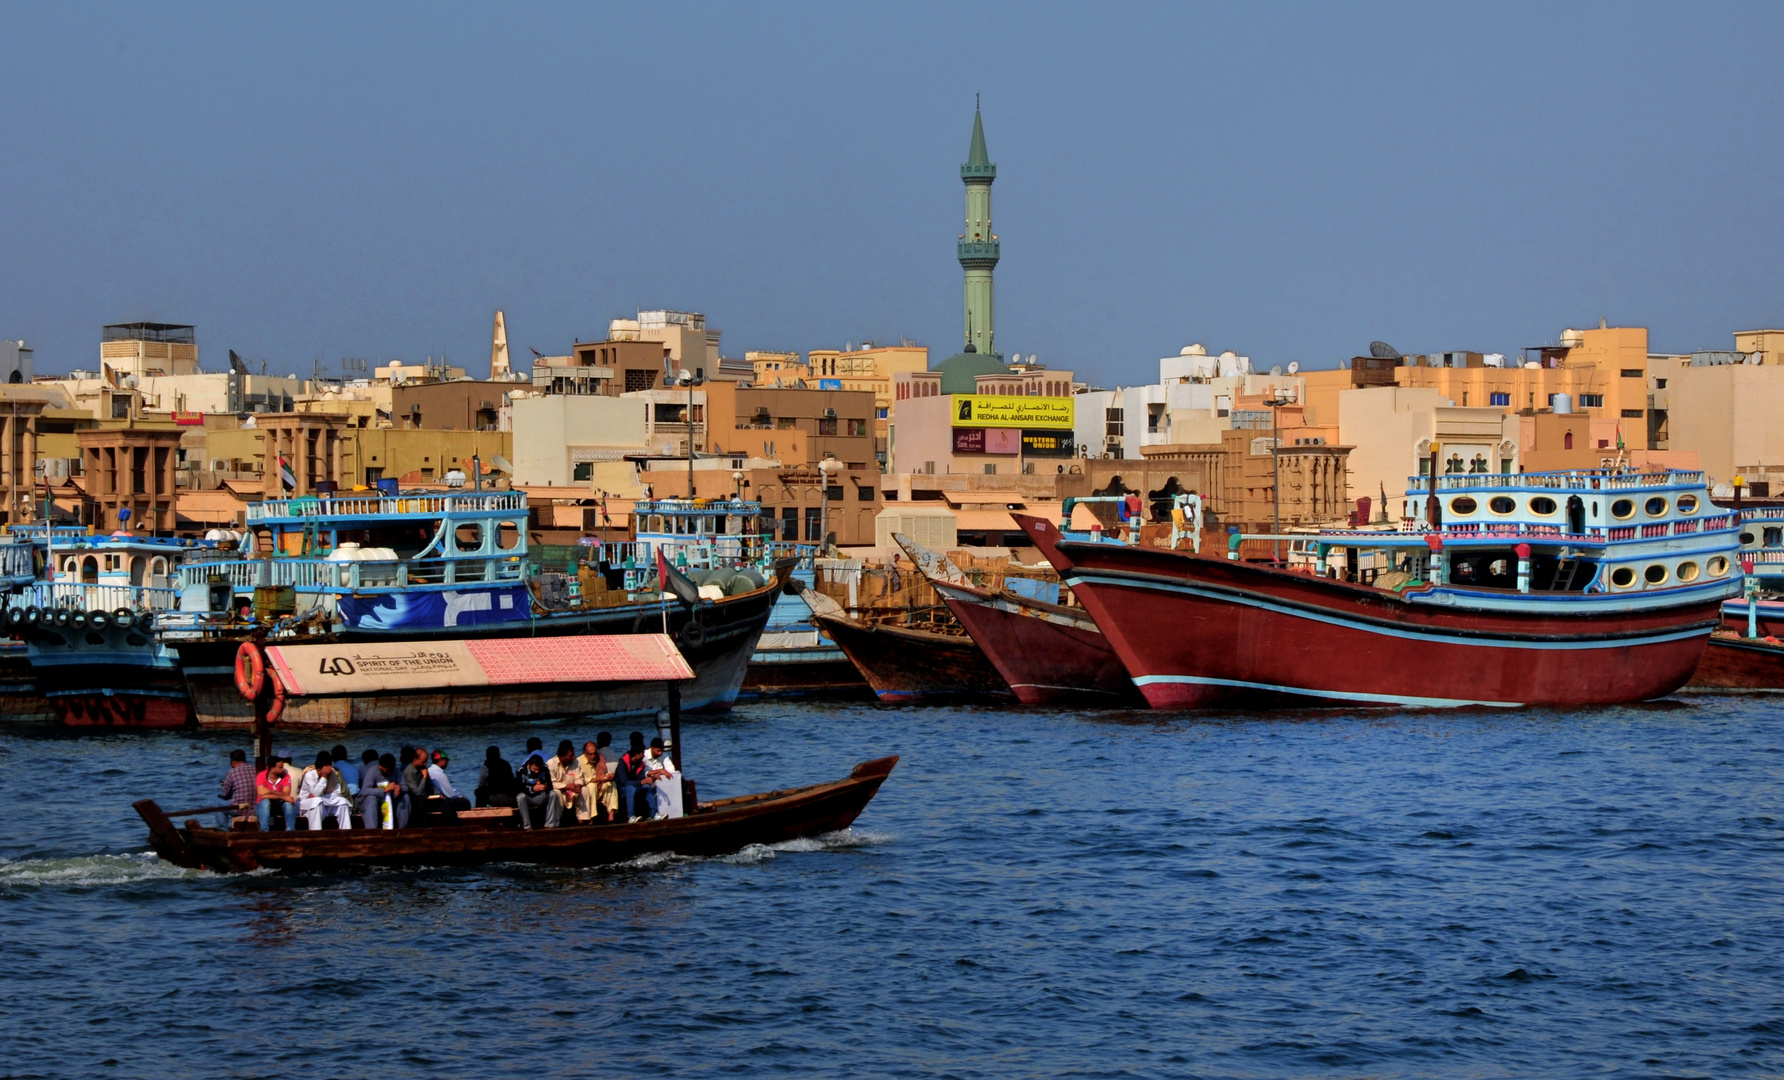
[3,4,1782,384]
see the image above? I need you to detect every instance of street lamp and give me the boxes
[679,368,703,499]
[818,454,841,553]
[731,469,744,501]
[1265,394,1293,564]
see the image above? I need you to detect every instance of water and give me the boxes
[2,697,1782,1079]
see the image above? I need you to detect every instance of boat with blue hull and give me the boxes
[164,491,786,729]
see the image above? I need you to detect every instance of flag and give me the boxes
[1616,423,1625,451]
[278,454,297,491]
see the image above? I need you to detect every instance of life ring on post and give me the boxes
[234,641,265,701]
[264,672,287,727]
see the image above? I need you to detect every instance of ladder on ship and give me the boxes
[1552,556,1582,592]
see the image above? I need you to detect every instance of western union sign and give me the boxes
[950,395,1074,430]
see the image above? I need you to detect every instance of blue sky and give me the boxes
[2,3,1780,386]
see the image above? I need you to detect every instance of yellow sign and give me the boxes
[950,395,1074,430]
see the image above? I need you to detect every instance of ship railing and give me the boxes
[533,538,818,573]
[1746,550,1784,564]
[1421,470,1704,493]
[177,555,526,592]
[1639,523,1670,538]
[1674,519,1700,535]
[2,524,91,542]
[0,543,32,577]
[6,582,180,612]
[245,491,528,522]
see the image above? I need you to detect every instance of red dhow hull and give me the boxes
[1687,633,1784,690]
[931,581,1142,706]
[1013,515,1720,710]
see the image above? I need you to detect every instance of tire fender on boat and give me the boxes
[234,642,265,700]
[87,609,111,630]
[113,607,134,627]
[5,608,23,628]
[22,606,40,626]
[678,621,706,649]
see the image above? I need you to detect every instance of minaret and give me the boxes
[490,310,511,379]
[958,101,999,358]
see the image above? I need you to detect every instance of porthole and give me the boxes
[1530,496,1557,515]
[1644,564,1668,585]
[1740,532,1756,545]
[1677,561,1700,582]
[1611,498,1635,519]
[1676,494,1698,514]
[1708,556,1729,577]
[1489,496,1516,514]
[1644,497,1668,517]
[1610,566,1636,588]
[1449,496,1478,515]
[454,522,484,552]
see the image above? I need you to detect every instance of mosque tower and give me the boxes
[957,101,1000,358]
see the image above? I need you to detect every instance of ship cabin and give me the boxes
[1278,469,1743,610]
[176,489,530,601]
[1735,505,1784,584]
[630,497,813,572]
[4,531,199,624]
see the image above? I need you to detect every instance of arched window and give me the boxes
[1564,431,1573,450]
[81,556,99,584]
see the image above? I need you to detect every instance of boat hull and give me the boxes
[1015,515,1720,710]
[24,622,194,729]
[173,586,776,730]
[1686,633,1784,690]
[1721,598,1784,638]
[137,756,898,874]
[813,613,1011,703]
[931,582,1142,706]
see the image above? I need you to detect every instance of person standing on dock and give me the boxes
[298,752,352,830]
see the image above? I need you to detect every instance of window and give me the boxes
[1469,454,1488,473]
[1579,394,1604,408]
[624,370,655,392]
[847,419,868,437]
[1610,566,1636,588]
[1644,564,1668,585]
[1766,527,1783,548]
[1621,369,1644,378]
[876,408,888,419]
[111,397,130,419]
[1489,392,1510,407]
[1678,561,1700,582]
[984,464,997,475]
[1621,409,1644,419]
[1530,496,1557,515]
[1610,498,1634,519]
[364,467,383,484]
[824,485,844,501]
[856,485,874,501]
[1564,432,1573,450]
[1450,497,1478,515]
[1105,408,1123,437]
[1708,556,1729,576]
[572,462,592,482]
[804,507,823,541]
[816,418,837,435]
[776,417,796,429]
[781,507,798,539]
[1489,496,1516,514]
[1644,497,1667,517]
[1677,494,1698,514]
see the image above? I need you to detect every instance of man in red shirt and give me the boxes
[255,752,298,831]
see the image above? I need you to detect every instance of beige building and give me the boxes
[207,416,510,494]
[703,384,877,470]
[0,386,60,525]
[78,421,185,532]
[1338,387,1519,519]
[609,310,719,374]
[1664,357,1784,490]
[509,395,649,487]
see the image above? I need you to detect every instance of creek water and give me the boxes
[1,696,1782,1078]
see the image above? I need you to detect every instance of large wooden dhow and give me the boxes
[789,579,1011,703]
[1017,467,1743,710]
[894,533,1140,706]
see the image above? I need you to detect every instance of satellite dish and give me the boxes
[1011,353,1021,365]
[490,454,514,474]
[1270,365,1283,376]
[1287,361,1300,374]
[1369,341,1402,360]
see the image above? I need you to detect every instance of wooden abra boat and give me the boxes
[134,756,898,873]
[1687,632,1784,691]
[789,580,1010,703]
[894,533,1140,706]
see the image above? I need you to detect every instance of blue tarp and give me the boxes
[339,585,532,632]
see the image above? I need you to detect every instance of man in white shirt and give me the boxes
[427,751,472,814]
[642,737,682,820]
[298,752,353,830]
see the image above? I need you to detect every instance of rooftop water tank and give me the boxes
[1551,393,1573,414]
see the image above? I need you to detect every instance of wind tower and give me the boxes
[958,100,1000,359]
[490,310,511,378]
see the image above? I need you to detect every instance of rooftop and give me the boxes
[103,323,195,344]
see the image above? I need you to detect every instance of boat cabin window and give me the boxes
[1449,496,1478,515]
[1610,499,1635,520]
[81,556,99,584]
[455,522,484,553]
[1708,556,1729,577]
[1644,497,1668,517]
[1530,496,1557,516]
[1610,566,1636,588]
[1766,527,1783,548]
[150,556,168,578]
[1644,564,1668,585]
[1678,561,1700,582]
[498,521,521,550]
[1489,496,1515,514]
[1677,494,1698,514]
[1741,531,1757,545]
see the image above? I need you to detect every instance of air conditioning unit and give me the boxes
[823,408,837,418]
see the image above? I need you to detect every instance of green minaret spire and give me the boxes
[958,98,999,358]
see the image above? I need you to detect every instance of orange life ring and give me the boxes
[264,672,286,726]
[234,642,265,701]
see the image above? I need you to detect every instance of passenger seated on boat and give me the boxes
[330,745,359,798]
[616,732,650,823]
[516,754,559,829]
[578,736,618,824]
[642,738,681,821]
[475,746,520,808]
[255,752,298,832]
[218,750,256,828]
[547,741,584,825]
[377,752,411,829]
[402,746,455,826]
[357,750,397,829]
[299,752,353,830]
[428,751,472,815]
